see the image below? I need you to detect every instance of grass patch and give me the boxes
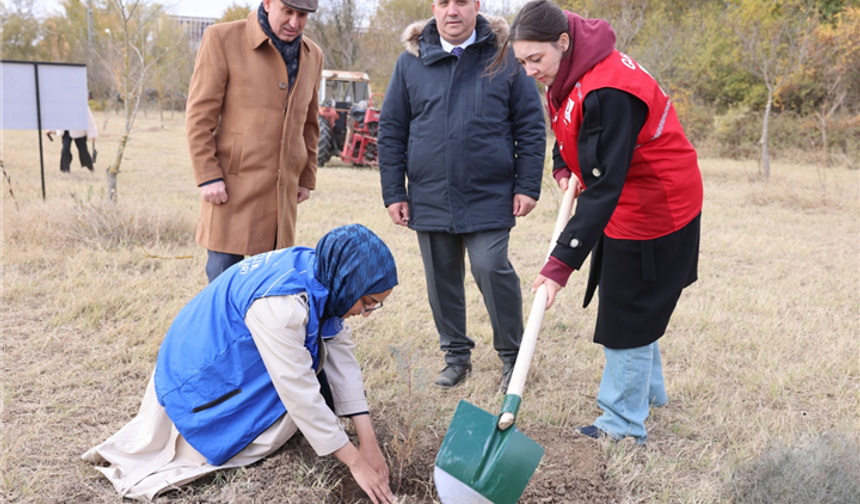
[729,433,860,504]
[2,115,858,503]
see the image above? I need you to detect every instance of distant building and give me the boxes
[170,15,216,50]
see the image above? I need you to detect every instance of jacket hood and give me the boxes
[548,11,615,109]
[401,14,509,58]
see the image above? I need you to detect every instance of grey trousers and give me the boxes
[416,229,523,366]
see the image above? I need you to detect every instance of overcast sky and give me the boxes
[36,0,526,21]
[37,0,256,20]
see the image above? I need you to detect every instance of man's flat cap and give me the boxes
[280,0,318,12]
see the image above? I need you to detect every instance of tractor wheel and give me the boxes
[317,116,334,167]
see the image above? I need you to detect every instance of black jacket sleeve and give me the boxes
[550,88,648,270]
[377,55,411,207]
[508,64,547,200]
[552,140,566,171]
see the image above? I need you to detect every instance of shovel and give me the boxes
[434,185,578,504]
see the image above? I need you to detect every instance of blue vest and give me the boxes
[155,247,342,465]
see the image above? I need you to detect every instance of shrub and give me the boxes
[713,105,760,159]
[673,89,716,149]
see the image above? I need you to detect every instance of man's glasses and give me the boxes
[360,295,383,314]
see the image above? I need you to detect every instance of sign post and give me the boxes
[1,60,88,199]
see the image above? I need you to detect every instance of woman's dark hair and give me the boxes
[489,0,569,75]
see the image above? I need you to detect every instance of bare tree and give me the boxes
[362,0,429,91]
[807,8,860,172]
[730,0,817,178]
[306,0,367,70]
[149,14,194,126]
[97,0,172,201]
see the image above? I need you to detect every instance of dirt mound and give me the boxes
[519,426,617,504]
[234,422,617,503]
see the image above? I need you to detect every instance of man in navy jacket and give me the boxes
[378,0,545,391]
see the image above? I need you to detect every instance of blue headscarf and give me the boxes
[315,224,398,318]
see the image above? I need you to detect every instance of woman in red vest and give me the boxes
[503,0,703,444]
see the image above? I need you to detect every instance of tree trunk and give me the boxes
[107,169,119,202]
[760,89,773,178]
[820,101,828,170]
[107,132,129,202]
[102,106,110,133]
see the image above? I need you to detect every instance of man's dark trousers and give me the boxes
[416,228,523,367]
[206,250,243,283]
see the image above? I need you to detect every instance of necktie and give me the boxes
[451,46,464,58]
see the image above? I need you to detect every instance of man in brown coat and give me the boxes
[187,0,324,282]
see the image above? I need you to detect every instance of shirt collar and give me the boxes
[439,29,476,54]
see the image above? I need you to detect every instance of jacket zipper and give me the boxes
[192,388,242,413]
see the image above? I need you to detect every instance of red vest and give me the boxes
[549,50,703,240]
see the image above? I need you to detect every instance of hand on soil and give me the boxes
[349,455,395,504]
[359,440,390,484]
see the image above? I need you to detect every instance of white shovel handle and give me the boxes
[500,185,576,428]
[546,184,578,262]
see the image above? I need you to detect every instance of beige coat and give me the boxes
[187,13,323,256]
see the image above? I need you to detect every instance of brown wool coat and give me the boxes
[187,12,323,256]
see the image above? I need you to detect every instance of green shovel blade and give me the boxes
[434,399,544,504]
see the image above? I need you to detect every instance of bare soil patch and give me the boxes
[140,421,616,503]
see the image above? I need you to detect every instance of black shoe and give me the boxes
[434,364,471,388]
[499,361,515,393]
[575,425,616,442]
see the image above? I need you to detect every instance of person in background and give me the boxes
[378,0,546,393]
[186,0,324,283]
[83,224,397,504]
[49,106,97,173]
[505,0,703,443]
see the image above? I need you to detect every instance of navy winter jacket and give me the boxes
[378,15,546,233]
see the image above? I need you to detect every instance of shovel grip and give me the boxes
[497,395,522,430]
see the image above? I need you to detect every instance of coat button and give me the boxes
[279,82,287,90]
[592,167,601,177]
[569,238,581,248]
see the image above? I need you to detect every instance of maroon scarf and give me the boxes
[548,11,616,110]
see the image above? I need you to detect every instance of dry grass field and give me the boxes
[2,112,859,503]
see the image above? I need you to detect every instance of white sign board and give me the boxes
[1,61,88,131]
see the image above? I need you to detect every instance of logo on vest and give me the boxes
[620,52,636,70]
[564,98,575,125]
[239,254,266,275]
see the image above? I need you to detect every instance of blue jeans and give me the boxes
[594,341,667,443]
[205,250,244,283]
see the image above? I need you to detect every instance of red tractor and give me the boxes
[317,71,382,167]
[340,94,383,167]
